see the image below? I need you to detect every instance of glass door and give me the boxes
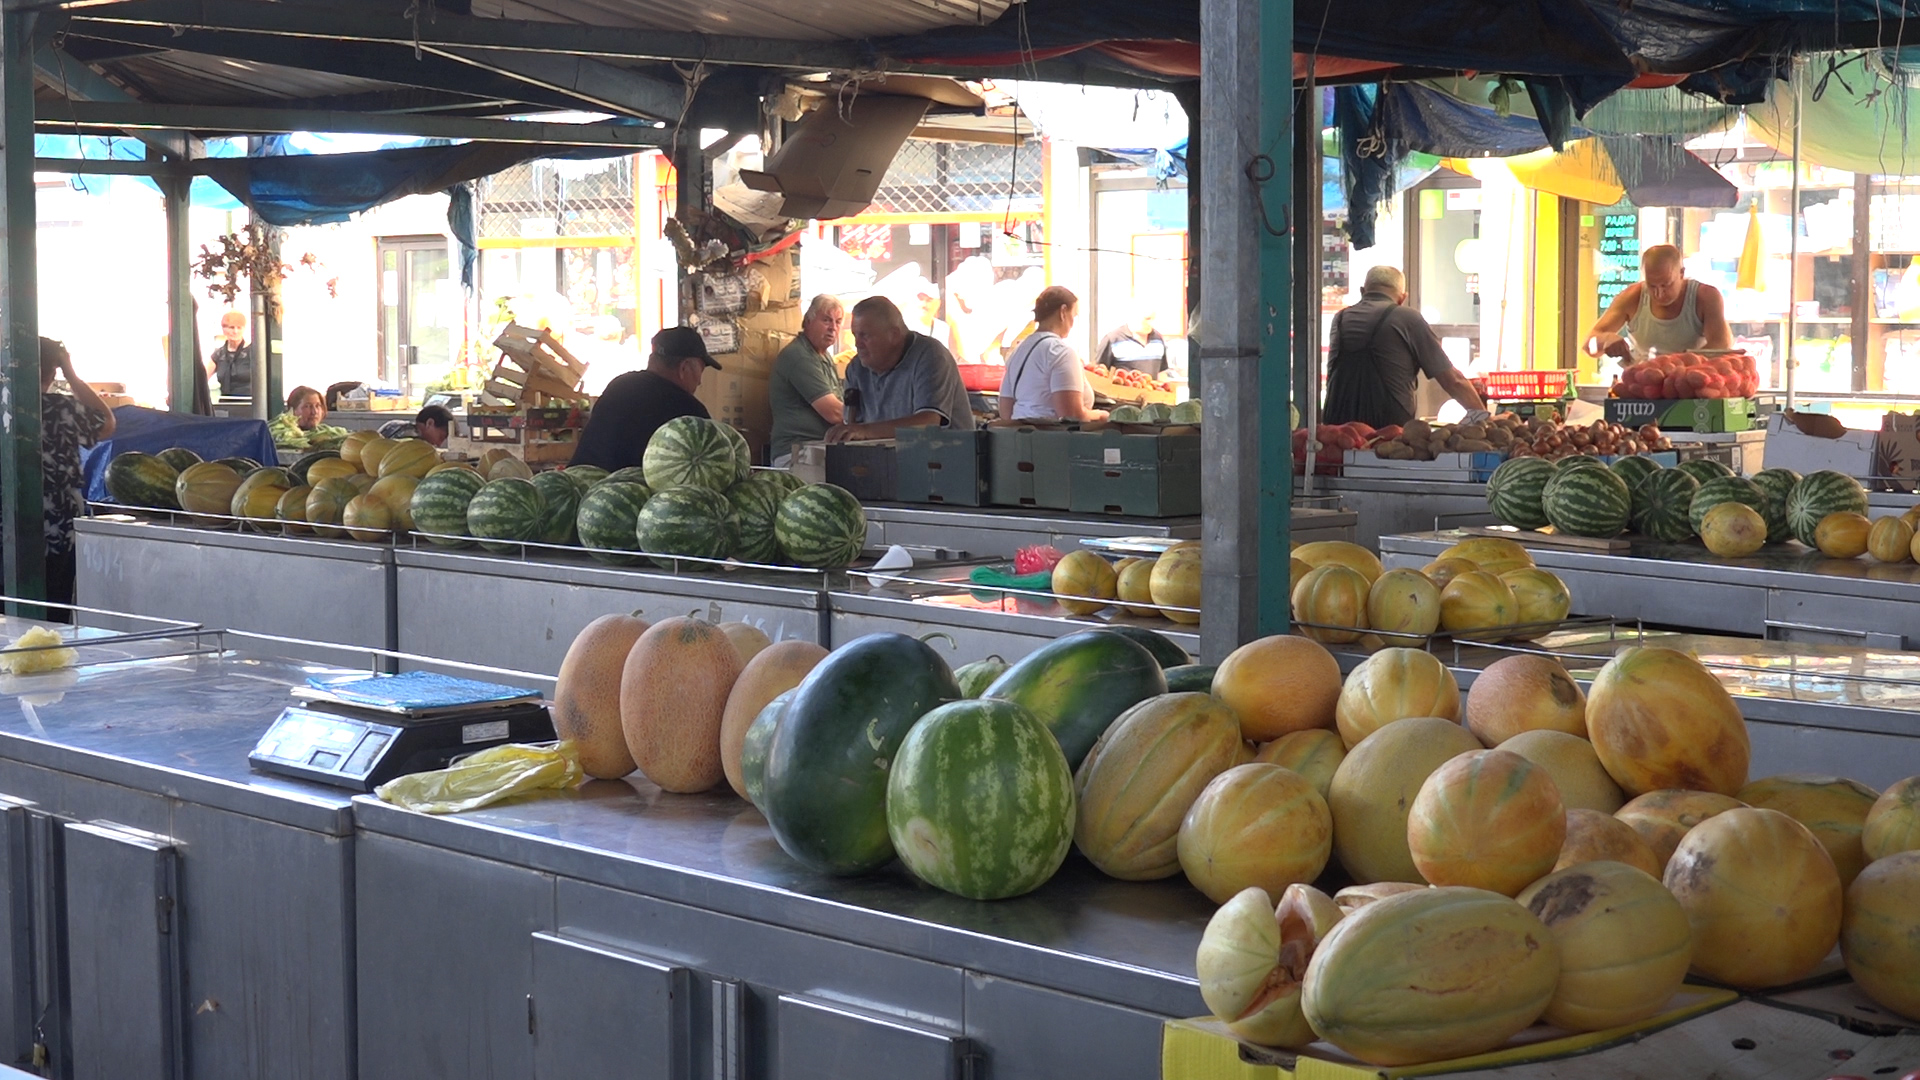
[377,237,454,391]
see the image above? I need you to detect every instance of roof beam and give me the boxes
[36,99,673,146]
[265,87,522,116]
[418,44,687,120]
[31,41,198,157]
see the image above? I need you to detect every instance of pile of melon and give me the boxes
[1289,537,1573,644]
[1187,634,1920,1067]
[1050,543,1200,625]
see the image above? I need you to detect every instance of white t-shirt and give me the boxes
[998,332,1091,421]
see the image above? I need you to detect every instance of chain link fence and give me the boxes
[869,138,1045,215]
[477,156,640,239]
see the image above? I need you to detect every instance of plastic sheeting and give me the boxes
[81,407,279,505]
[1747,58,1920,175]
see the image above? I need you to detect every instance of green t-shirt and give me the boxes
[769,334,842,460]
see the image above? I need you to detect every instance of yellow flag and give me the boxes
[1736,202,1765,291]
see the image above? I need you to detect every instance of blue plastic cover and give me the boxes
[82,407,280,505]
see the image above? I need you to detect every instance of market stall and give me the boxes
[862,503,1355,560]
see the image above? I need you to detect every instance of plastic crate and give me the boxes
[1482,370,1573,400]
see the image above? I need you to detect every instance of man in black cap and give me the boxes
[569,326,722,470]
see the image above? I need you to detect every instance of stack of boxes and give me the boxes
[689,249,804,464]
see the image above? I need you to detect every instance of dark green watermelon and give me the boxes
[740,689,794,812]
[1163,663,1218,693]
[1097,624,1191,668]
[983,630,1168,768]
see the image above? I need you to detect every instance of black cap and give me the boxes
[654,326,722,370]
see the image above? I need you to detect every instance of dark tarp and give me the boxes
[1604,136,1741,209]
[82,407,278,504]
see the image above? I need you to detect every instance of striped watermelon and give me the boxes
[410,468,487,547]
[757,469,807,497]
[776,483,868,568]
[104,452,180,509]
[884,698,1076,900]
[156,447,203,473]
[1608,455,1663,493]
[466,477,547,553]
[562,465,608,492]
[1635,469,1700,542]
[306,477,359,539]
[605,466,651,488]
[727,476,787,564]
[1554,455,1608,474]
[1486,457,1555,529]
[643,416,748,492]
[1688,475,1767,537]
[1786,470,1869,547]
[1676,458,1734,486]
[635,486,738,568]
[1541,466,1631,538]
[718,421,752,472]
[530,471,581,546]
[1749,467,1801,545]
[576,481,651,564]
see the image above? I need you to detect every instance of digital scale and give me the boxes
[248,672,556,792]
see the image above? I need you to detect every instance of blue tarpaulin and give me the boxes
[82,407,279,505]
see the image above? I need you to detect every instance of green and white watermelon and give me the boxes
[727,476,787,564]
[1608,454,1663,494]
[575,482,651,564]
[1786,470,1869,547]
[410,468,487,547]
[562,464,608,492]
[104,452,181,509]
[756,469,807,497]
[1541,466,1631,538]
[155,447,203,473]
[605,466,651,489]
[884,698,1076,900]
[634,486,737,568]
[1635,469,1700,542]
[1688,475,1768,537]
[1749,467,1801,545]
[1554,455,1608,474]
[1675,458,1735,486]
[466,476,547,553]
[776,483,867,568]
[643,416,747,492]
[1486,457,1555,529]
[529,471,581,546]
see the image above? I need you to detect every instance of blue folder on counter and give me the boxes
[301,671,543,716]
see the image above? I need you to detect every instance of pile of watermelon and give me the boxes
[1609,351,1760,400]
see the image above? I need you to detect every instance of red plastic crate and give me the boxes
[1482,370,1572,400]
[958,364,1006,392]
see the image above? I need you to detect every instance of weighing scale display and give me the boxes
[249,703,553,793]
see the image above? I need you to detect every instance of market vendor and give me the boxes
[211,310,253,399]
[1322,266,1487,428]
[1094,306,1168,376]
[998,286,1107,423]
[39,338,116,616]
[769,295,846,467]
[271,385,350,450]
[377,404,454,447]
[569,326,718,469]
[1583,244,1733,359]
[825,296,974,443]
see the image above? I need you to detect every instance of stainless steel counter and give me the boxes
[1317,477,1495,548]
[862,503,1355,559]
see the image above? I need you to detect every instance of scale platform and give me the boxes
[249,700,556,792]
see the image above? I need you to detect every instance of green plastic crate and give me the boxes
[896,427,989,506]
[987,425,1076,509]
[1068,430,1202,517]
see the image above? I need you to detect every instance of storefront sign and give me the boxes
[1597,211,1640,312]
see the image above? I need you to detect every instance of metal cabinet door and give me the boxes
[0,798,37,1069]
[529,933,691,1080]
[775,994,974,1080]
[62,821,183,1080]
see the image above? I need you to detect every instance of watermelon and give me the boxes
[1164,663,1219,693]
[761,632,962,875]
[953,656,1010,698]
[1099,625,1192,668]
[718,421,753,473]
[757,470,807,497]
[104,452,180,508]
[213,456,262,474]
[1749,467,1801,545]
[775,484,867,569]
[727,476,786,564]
[575,482,651,564]
[1635,469,1700,542]
[410,468,486,547]
[635,486,737,568]
[1688,475,1768,536]
[276,484,313,534]
[643,416,747,492]
[563,465,609,492]
[1676,458,1735,486]
[1541,466,1632,538]
[1486,457,1556,529]
[1608,455,1663,493]
[885,698,1076,900]
[739,689,793,811]
[1786,470,1869,547]
[604,466,651,489]
[466,477,546,553]
[529,471,581,546]
[155,447,202,473]
[305,477,359,539]
[288,449,341,487]
[983,630,1168,769]
[1554,455,1608,473]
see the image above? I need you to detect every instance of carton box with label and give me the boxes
[987,424,1076,509]
[1761,411,1879,479]
[1068,430,1201,517]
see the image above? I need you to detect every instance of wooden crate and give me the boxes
[485,323,590,406]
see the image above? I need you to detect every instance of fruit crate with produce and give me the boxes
[1082,362,1178,405]
[1604,350,1760,432]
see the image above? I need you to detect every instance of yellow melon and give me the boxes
[1616,788,1746,868]
[338,429,378,469]
[1149,547,1202,624]
[1420,557,1478,590]
[1737,774,1880,886]
[1867,516,1915,563]
[1863,776,1920,862]
[489,455,534,482]
[1290,563,1370,644]
[1586,646,1749,797]
[356,436,398,476]
[718,640,827,799]
[1665,807,1842,989]
[1075,693,1244,880]
[1408,749,1567,896]
[1116,557,1158,617]
[1197,883,1345,1049]
[1903,504,1920,531]
[366,475,419,532]
[1437,536,1534,577]
[1501,729,1625,813]
[1464,654,1587,743]
[1437,570,1517,641]
[1331,881,1424,914]
[1499,567,1571,631]
[1554,807,1663,877]
[1292,541,1383,584]
[1365,568,1441,646]
[1518,860,1694,1031]
[553,613,651,778]
[1211,635,1342,742]
[1815,511,1871,558]
[304,457,359,486]
[1288,557,1310,594]
[1333,647,1460,750]
[377,437,440,480]
[1700,502,1767,558]
[276,485,313,535]
[1328,716,1483,884]
[342,494,393,542]
[1178,763,1333,903]
[1253,728,1345,799]
[1052,550,1117,615]
[1842,851,1920,1022]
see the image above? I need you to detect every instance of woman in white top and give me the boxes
[997,286,1108,422]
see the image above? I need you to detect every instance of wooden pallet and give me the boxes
[1446,525,1633,554]
[485,323,590,406]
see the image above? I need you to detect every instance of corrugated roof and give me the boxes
[77,52,400,108]
[475,0,1013,43]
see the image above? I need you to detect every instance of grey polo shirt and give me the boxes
[844,331,975,431]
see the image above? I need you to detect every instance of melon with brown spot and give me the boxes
[619,616,744,792]
[718,640,827,799]
[553,613,651,779]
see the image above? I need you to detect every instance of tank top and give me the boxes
[1627,279,1705,354]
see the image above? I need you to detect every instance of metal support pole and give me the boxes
[162,172,200,413]
[256,225,282,419]
[0,9,45,607]
[1785,61,1802,411]
[1294,81,1322,497]
[1199,0,1291,659]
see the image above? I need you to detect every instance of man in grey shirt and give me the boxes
[827,295,975,441]
[1322,265,1485,428]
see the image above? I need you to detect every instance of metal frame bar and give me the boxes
[0,8,44,608]
[37,99,673,145]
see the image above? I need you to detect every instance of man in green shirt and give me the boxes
[769,294,847,466]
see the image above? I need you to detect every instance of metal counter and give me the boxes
[1382,529,1920,647]
[76,516,395,669]
[392,546,827,676]
[862,503,1355,558]
[0,642,360,1080]
[353,777,1211,1080]
[1316,477,1494,548]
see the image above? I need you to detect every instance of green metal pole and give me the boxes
[163,172,200,413]
[0,9,46,609]
[1256,0,1293,634]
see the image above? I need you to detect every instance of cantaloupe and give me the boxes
[553,613,651,779]
[719,640,828,799]
[619,616,743,792]
[717,621,772,666]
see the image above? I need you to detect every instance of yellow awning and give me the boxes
[1500,139,1625,204]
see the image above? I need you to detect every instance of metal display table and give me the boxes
[352,778,1213,1080]
[0,636,361,1080]
[1382,529,1920,649]
[861,504,1356,559]
[1316,477,1494,549]
[76,517,396,669]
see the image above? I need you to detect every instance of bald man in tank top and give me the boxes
[1585,245,1733,359]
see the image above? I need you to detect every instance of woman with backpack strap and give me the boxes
[997,286,1109,423]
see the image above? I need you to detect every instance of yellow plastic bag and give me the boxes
[375,741,583,814]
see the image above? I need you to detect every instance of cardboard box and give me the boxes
[1762,411,1879,479]
[1603,397,1753,432]
[826,441,897,501]
[790,441,827,484]
[1876,411,1920,492]
[739,93,935,220]
[1068,430,1201,517]
[746,250,802,311]
[896,427,989,506]
[988,425,1075,509]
